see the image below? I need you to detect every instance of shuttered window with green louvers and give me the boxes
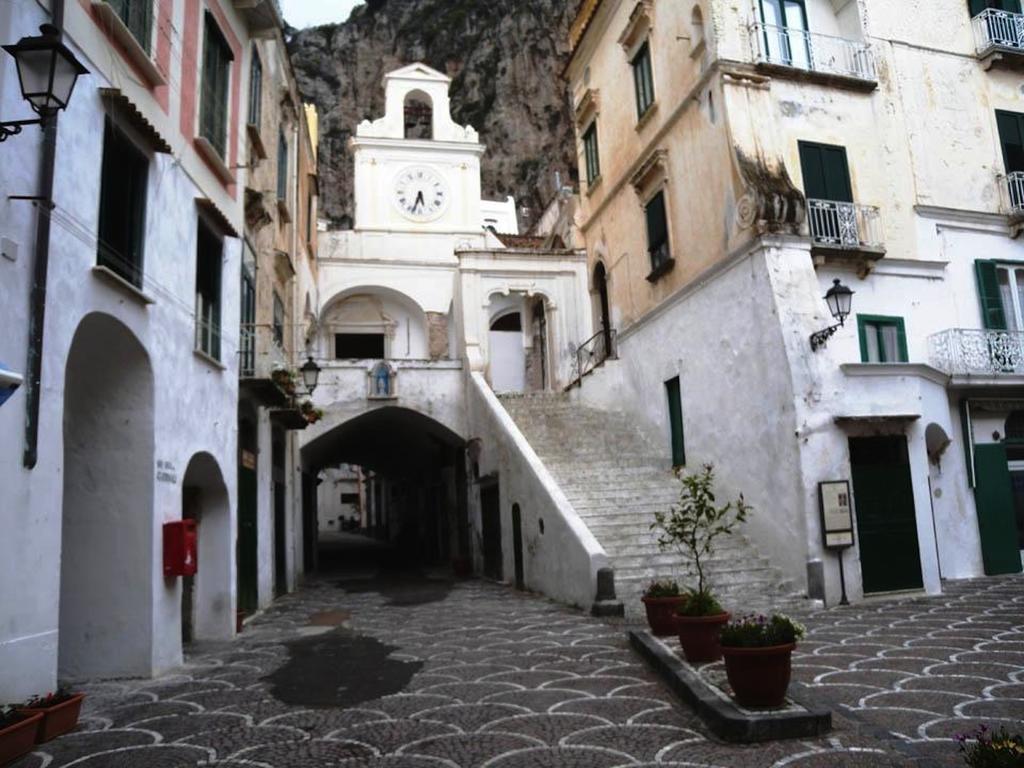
[108,0,154,54]
[976,260,1008,330]
[200,14,233,159]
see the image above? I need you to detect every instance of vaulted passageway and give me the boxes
[302,407,469,572]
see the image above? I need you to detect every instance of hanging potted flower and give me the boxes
[0,706,43,764]
[651,464,750,663]
[17,688,86,743]
[720,614,805,708]
[641,579,686,636]
[299,400,324,425]
[271,365,297,397]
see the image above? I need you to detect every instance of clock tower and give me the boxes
[351,64,486,234]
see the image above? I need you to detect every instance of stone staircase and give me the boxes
[499,393,811,620]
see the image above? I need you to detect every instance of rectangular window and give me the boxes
[645,190,671,272]
[798,141,854,202]
[977,260,1024,331]
[108,0,154,54]
[272,292,285,348]
[306,189,315,244]
[195,221,223,361]
[758,0,810,69]
[632,42,656,119]
[666,376,686,467]
[97,117,149,288]
[277,130,288,201]
[248,49,262,128]
[582,122,600,184]
[336,334,385,360]
[857,315,908,363]
[239,260,256,376]
[199,13,233,158]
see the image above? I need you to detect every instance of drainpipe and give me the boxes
[22,0,65,469]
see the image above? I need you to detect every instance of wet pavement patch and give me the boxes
[335,568,453,606]
[264,627,423,708]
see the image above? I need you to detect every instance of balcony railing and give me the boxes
[929,328,1024,376]
[1004,171,1024,215]
[973,8,1024,56]
[807,199,883,250]
[750,22,876,81]
[239,323,288,380]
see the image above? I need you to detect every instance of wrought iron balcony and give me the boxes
[1004,171,1024,216]
[973,8,1024,57]
[929,328,1024,377]
[239,323,292,406]
[750,22,876,83]
[806,199,884,251]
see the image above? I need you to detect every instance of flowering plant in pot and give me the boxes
[271,366,297,396]
[641,579,686,636]
[652,464,750,663]
[17,687,86,743]
[720,613,805,708]
[956,724,1024,767]
[299,400,324,424]
[0,705,43,764]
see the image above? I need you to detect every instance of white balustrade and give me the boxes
[806,199,883,250]
[929,328,1024,376]
[1005,171,1024,215]
[973,8,1024,55]
[750,22,876,81]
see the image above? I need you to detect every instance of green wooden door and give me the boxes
[850,436,924,594]
[665,377,686,468]
[237,465,258,613]
[973,444,1024,575]
[799,142,854,202]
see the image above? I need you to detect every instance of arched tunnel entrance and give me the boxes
[301,407,469,573]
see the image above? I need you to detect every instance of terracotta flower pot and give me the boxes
[0,712,43,764]
[641,595,687,636]
[722,643,796,708]
[676,612,730,663]
[18,693,86,743]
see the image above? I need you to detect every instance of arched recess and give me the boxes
[322,286,430,361]
[489,309,526,394]
[404,89,434,140]
[61,312,155,680]
[181,452,233,642]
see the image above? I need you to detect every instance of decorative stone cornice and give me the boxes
[629,148,669,194]
[617,0,654,52]
[574,88,601,127]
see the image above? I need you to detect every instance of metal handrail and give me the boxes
[571,328,617,388]
[806,198,884,249]
[1004,171,1024,215]
[750,21,876,81]
[973,8,1024,55]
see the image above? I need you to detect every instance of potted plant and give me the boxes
[956,724,1024,767]
[0,706,43,764]
[720,614,805,708]
[271,366,297,396]
[299,400,324,424]
[652,464,750,663]
[17,688,86,743]
[641,579,686,636]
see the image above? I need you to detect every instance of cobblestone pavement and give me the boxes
[10,571,1022,768]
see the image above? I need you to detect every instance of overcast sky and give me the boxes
[279,0,364,29]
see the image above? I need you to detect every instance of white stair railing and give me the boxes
[750,22,876,81]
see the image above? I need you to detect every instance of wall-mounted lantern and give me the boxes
[1,24,88,142]
[810,279,854,352]
[300,356,321,396]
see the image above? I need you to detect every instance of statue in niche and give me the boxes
[368,361,397,399]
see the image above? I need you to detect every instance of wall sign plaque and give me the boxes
[819,480,854,550]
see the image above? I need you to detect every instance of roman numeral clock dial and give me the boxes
[393,166,449,222]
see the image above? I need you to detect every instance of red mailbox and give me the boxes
[163,520,198,577]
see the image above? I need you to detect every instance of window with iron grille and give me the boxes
[273,292,285,348]
[97,117,149,288]
[248,48,262,128]
[277,130,288,201]
[583,122,600,184]
[195,220,223,361]
[632,42,656,119]
[199,13,233,158]
[645,190,671,271]
[108,0,154,54]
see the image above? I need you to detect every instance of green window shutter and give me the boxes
[969,0,987,14]
[583,123,600,184]
[857,316,869,362]
[972,443,1024,575]
[798,141,853,202]
[975,260,1008,330]
[666,377,686,467]
[996,110,1024,174]
[896,319,908,362]
[632,43,655,118]
[645,191,670,268]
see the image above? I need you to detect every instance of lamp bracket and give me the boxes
[810,322,842,352]
[0,118,43,142]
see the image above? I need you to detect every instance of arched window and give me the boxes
[404,90,433,140]
[691,5,705,48]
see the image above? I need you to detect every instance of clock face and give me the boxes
[394,166,449,221]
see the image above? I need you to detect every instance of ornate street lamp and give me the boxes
[1,24,88,142]
[300,356,322,395]
[810,279,854,352]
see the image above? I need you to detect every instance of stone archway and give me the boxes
[181,452,233,643]
[60,313,155,680]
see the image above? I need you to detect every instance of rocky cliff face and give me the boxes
[287,0,580,230]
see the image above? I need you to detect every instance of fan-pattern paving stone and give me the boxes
[10,571,1021,768]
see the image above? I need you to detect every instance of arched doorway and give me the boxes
[181,453,232,643]
[594,261,612,356]
[60,313,154,680]
[489,311,526,393]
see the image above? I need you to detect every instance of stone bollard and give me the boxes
[591,567,624,617]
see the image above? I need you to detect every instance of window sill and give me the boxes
[585,175,603,197]
[646,257,676,283]
[194,136,235,186]
[91,265,155,305]
[193,348,226,371]
[91,1,167,87]
[636,101,659,132]
[246,123,267,161]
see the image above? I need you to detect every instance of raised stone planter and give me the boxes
[629,629,831,743]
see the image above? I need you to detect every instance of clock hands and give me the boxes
[413,190,425,213]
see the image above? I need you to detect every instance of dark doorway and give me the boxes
[665,376,686,468]
[237,412,259,614]
[480,481,503,581]
[273,429,288,597]
[799,141,854,203]
[511,503,525,590]
[595,262,612,356]
[849,436,923,593]
[181,487,200,645]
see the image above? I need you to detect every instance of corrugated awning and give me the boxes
[99,88,172,154]
[196,197,239,239]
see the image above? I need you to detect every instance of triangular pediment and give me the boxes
[384,62,451,84]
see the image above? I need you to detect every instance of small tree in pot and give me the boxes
[652,464,750,663]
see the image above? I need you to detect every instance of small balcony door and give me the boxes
[759,0,811,69]
[997,111,1024,208]
[799,141,854,203]
[969,0,1022,17]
